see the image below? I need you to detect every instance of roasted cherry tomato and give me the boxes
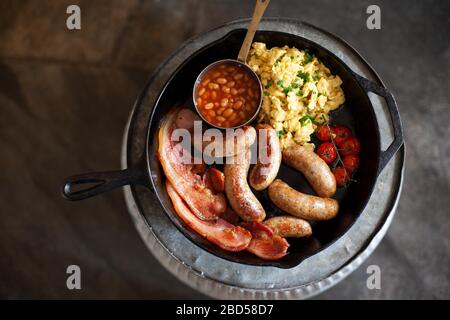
[331,126,352,146]
[315,125,332,141]
[343,154,360,173]
[316,142,337,164]
[334,166,350,187]
[340,137,361,156]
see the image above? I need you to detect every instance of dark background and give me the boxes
[0,0,448,299]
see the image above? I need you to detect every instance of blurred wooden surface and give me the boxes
[0,0,448,299]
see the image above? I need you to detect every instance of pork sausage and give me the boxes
[268,179,339,221]
[282,145,336,197]
[224,127,266,222]
[264,216,312,238]
[175,108,254,158]
[249,124,282,191]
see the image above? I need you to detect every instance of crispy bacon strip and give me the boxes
[158,108,226,220]
[241,221,289,260]
[203,167,225,193]
[166,181,251,251]
[220,208,241,225]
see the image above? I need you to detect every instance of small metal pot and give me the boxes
[192,58,263,129]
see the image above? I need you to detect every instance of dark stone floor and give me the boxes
[0,0,448,299]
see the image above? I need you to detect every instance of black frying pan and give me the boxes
[62,29,403,268]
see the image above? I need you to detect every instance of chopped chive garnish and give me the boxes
[297,71,310,82]
[276,79,294,94]
[303,48,313,64]
[283,86,292,94]
[299,114,316,126]
[276,130,286,137]
[274,54,286,66]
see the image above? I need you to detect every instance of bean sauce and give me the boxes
[195,62,261,128]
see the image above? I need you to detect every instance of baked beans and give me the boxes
[195,62,261,128]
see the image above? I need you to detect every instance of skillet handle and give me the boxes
[353,73,404,174]
[62,166,148,201]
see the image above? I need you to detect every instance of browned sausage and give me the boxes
[268,179,338,221]
[282,145,336,197]
[203,125,256,158]
[175,108,255,158]
[224,127,265,222]
[264,216,312,238]
[249,124,282,191]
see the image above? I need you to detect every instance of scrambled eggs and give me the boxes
[247,42,345,149]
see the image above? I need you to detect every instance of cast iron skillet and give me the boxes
[62,29,403,268]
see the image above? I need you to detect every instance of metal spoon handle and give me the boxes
[237,0,271,63]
